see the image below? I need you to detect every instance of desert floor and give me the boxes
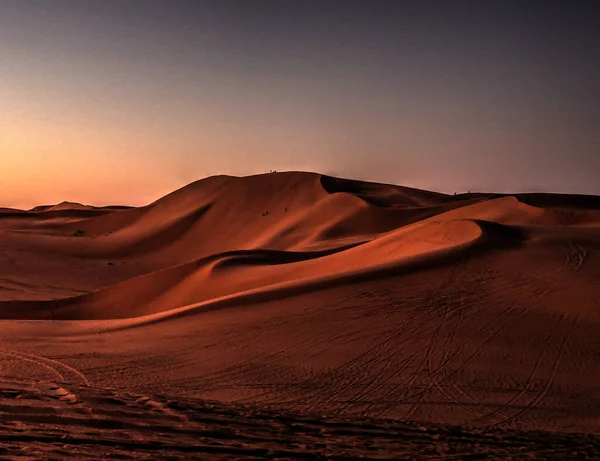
[2,172,600,459]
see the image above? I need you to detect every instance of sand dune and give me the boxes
[2,172,600,457]
[1,218,483,320]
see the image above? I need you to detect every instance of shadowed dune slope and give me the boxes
[319,174,455,207]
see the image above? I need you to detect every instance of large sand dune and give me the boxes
[2,172,600,458]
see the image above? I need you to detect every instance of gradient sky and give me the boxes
[1,0,599,208]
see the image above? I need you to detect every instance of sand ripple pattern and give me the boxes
[0,380,598,460]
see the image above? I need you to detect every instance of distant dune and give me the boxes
[2,172,600,457]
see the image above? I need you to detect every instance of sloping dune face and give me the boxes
[2,172,600,439]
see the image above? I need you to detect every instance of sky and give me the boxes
[1,0,599,208]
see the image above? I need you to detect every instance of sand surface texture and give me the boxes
[2,172,600,459]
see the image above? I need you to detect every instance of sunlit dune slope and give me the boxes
[1,218,483,319]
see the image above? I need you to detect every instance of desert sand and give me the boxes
[2,172,600,459]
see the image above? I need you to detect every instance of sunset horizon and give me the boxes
[7,169,600,212]
[3,1,599,209]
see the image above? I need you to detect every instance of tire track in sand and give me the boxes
[396,304,527,419]
[0,349,90,387]
[472,313,567,425]
[490,314,580,426]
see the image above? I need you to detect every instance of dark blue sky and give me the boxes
[1,0,599,207]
